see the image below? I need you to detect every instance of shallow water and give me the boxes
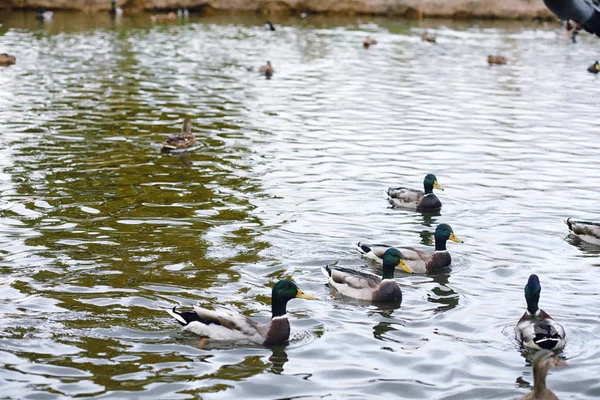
[1,10,600,399]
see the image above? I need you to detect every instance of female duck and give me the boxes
[516,274,566,351]
[565,218,600,244]
[357,224,462,274]
[0,54,16,66]
[322,248,412,302]
[387,173,443,212]
[161,118,197,152]
[519,349,567,400]
[168,280,314,345]
[259,61,274,77]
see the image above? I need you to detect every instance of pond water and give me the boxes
[1,10,599,399]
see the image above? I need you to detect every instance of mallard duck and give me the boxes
[588,61,600,73]
[109,0,123,16]
[151,12,176,23]
[363,36,377,48]
[161,118,197,152]
[322,248,412,301]
[421,31,436,43]
[0,54,16,66]
[386,173,443,212]
[35,9,53,21]
[518,350,567,400]
[564,218,600,244]
[265,21,276,31]
[259,61,274,77]
[488,55,507,65]
[356,223,463,274]
[168,280,314,345]
[516,274,566,351]
[545,0,600,36]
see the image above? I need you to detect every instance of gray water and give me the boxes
[0,11,599,399]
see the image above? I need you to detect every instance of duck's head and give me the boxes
[434,224,462,251]
[265,21,275,31]
[525,274,541,315]
[271,280,314,317]
[423,174,443,193]
[382,248,413,277]
[532,349,567,377]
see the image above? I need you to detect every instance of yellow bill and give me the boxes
[296,289,316,300]
[433,181,444,191]
[449,232,463,243]
[397,259,414,274]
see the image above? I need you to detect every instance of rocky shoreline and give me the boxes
[0,0,553,20]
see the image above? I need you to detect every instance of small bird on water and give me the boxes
[588,60,600,73]
[363,36,377,48]
[488,55,507,65]
[161,119,197,152]
[265,21,276,31]
[0,54,16,66]
[259,61,274,77]
[421,31,436,43]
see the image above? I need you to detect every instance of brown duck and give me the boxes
[519,350,567,400]
[0,54,16,66]
[161,118,197,152]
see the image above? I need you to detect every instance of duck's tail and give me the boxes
[321,265,332,278]
[355,242,370,255]
[166,306,188,326]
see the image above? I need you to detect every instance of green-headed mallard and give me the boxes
[0,54,16,66]
[588,61,600,74]
[518,349,567,400]
[356,223,463,274]
[488,55,507,65]
[421,31,436,43]
[387,173,443,212]
[516,274,566,351]
[161,118,197,152]
[564,218,600,244]
[259,61,274,77]
[363,36,377,48]
[322,248,412,302]
[168,280,315,345]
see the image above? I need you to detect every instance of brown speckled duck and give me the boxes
[161,118,197,152]
[0,54,16,66]
[518,350,567,400]
[167,280,314,345]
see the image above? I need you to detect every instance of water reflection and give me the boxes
[268,346,288,374]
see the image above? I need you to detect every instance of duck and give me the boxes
[167,280,315,345]
[421,31,436,43]
[544,0,600,36]
[518,349,567,400]
[588,60,600,73]
[322,248,413,302]
[564,218,600,244]
[356,224,463,274]
[177,8,189,18]
[161,118,197,152]
[150,12,177,23]
[265,21,276,31]
[488,55,507,65]
[109,0,123,16]
[35,9,54,21]
[386,173,443,212]
[259,61,274,77]
[0,54,16,66]
[363,36,377,48]
[516,274,566,351]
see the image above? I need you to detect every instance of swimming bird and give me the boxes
[488,55,507,65]
[168,280,314,345]
[177,8,189,18]
[544,0,600,36]
[161,118,197,152]
[363,36,377,48]
[259,61,274,77]
[588,60,600,73]
[151,12,176,23]
[265,21,276,31]
[564,218,600,243]
[421,31,436,43]
[0,54,16,66]
[515,274,566,351]
[35,9,54,21]
[322,248,412,302]
[518,350,567,400]
[386,173,443,212]
[356,224,463,274]
[109,0,123,16]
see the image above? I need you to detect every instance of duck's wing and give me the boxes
[386,187,423,202]
[516,310,566,350]
[565,218,600,244]
[324,265,381,289]
[545,0,600,35]
[355,242,393,260]
[167,306,262,340]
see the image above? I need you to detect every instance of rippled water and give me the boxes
[1,10,600,399]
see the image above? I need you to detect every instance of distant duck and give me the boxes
[151,12,177,23]
[363,36,377,48]
[300,12,308,19]
[488,55,507,65]
[386,173,443,212]
[356,224,463,274]
[544,0,600,36]
[161,119,197,152]
[177,8,189,18]
[259,61,274,77]
[0,54,16,66]
[322,248,413,302]
[35,9,54,21]
[167,280,315,345]
[564,218,600,243]
[265,21,276,31]
[518,350,567,400]
[421,31,436,43]
[515,274,566,351]
[109,0,123,16]
[588,60,600,73]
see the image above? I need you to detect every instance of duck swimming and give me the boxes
[259,61,274,77]
[161,118,197,152]
[386,173,443,212]
[151,12,176,23]
[322,248,412,302]
[565,218,600,244]
[515,274,566,351]
[168,280,314,345]
[587,61,600,74]
[0,54,16,66]
[518,349,567,400]
[421,31,436,43]
[488,55,507,65]
[356,224,463,274]
[363,36,377,48]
